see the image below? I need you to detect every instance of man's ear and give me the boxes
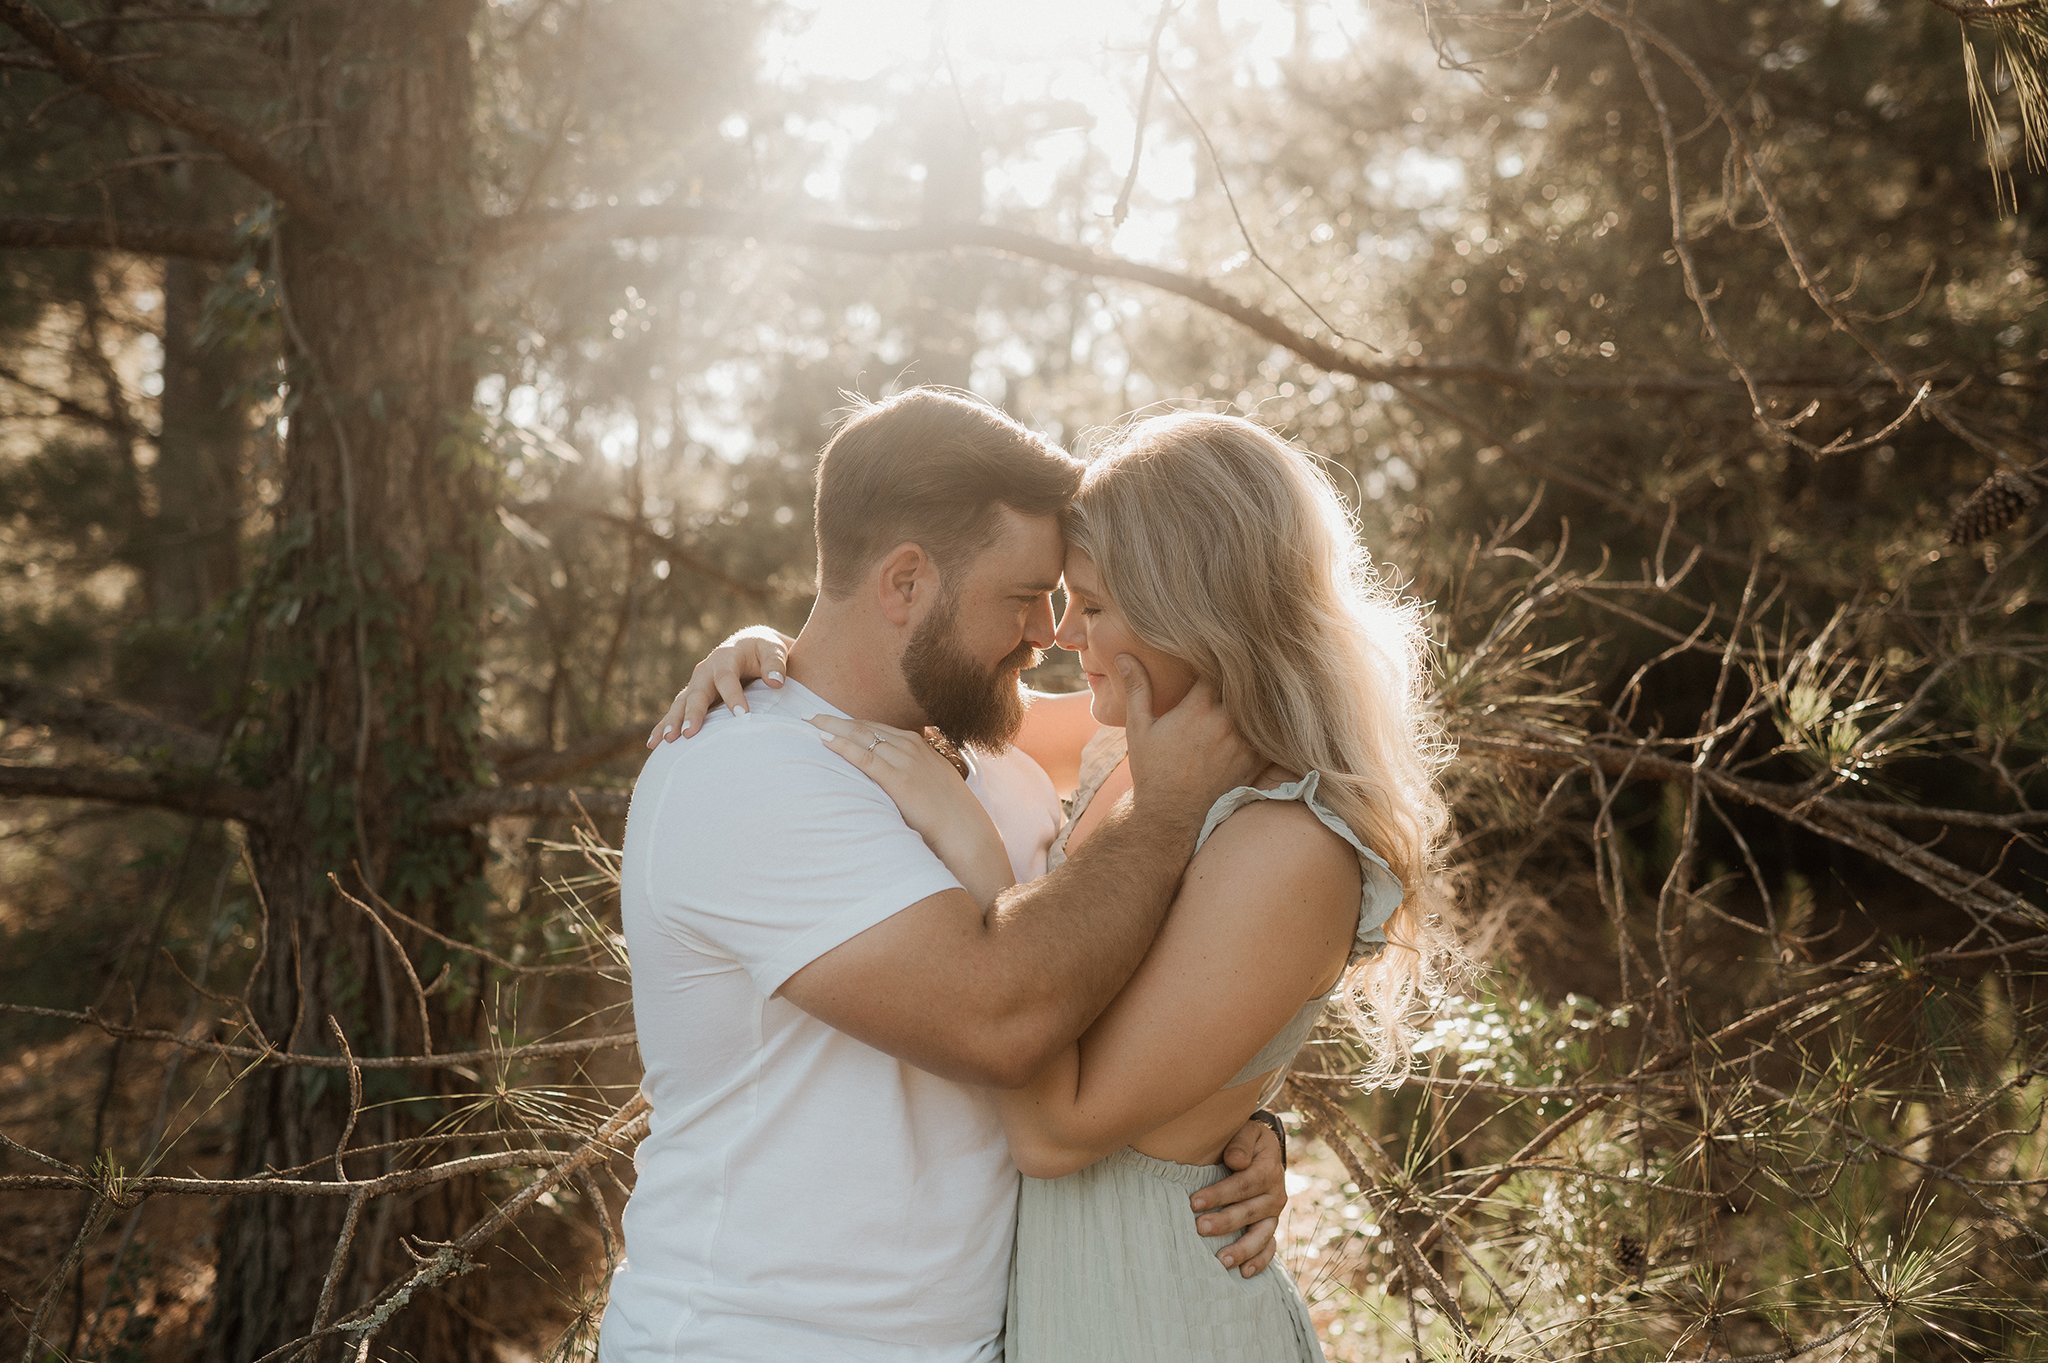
[874,542,936,626]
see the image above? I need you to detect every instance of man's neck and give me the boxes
[785,608,928,731]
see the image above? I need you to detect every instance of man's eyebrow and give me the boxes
[1012,580,1062,594]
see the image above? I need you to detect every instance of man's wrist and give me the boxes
[1124,780,1218,836]
[1249,1109,1288,1164]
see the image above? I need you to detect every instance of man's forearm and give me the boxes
[981,796,1205,1063]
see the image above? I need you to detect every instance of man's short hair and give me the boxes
[813,388,1083,597]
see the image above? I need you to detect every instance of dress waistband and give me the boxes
[1105,1146,1229,1190]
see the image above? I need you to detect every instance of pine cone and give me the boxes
[1614,1234,1649,1277]
[1948,471,2041,544]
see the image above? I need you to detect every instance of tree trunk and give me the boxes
[905,102,985,390]
[203,3,492,1359]
[152,256,246,622]
[128,255,249,720]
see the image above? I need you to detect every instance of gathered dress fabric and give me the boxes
[1004,729,1405,1363]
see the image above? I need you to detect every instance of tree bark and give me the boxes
[202,3,492,1359]
[904,101,987,390]
[151,256,245,623]
[131,254,249,718]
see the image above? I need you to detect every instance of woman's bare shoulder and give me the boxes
[1190,794,1361,897]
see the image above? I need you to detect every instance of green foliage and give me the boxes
[1295,961,2048,1362]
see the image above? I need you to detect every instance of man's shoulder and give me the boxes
[640,710,841,786]
[632,698,880,828]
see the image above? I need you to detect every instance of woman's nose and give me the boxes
[1053,606,1082,652]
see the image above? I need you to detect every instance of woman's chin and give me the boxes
[1086,695,1124,728]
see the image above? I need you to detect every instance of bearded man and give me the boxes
[600,389,1288,1363]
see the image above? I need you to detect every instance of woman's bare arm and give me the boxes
[995,799,1360,1175]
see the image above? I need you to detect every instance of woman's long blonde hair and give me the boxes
[1067,412,1455,1087]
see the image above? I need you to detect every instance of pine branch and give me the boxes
[0,213,243,260]
[0,682,636,829]
[0,1006,635,1071]
[0,759,265,823]
[0,678,221,767]
[1466,732,2046,932]
[0,358,126,432]
[1921,0,2045,17]
[0,0,330,223]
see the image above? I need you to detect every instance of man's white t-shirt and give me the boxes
[601,678,1062,1363]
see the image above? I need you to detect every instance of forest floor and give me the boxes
[0,1017,609,1361]
[2,1017,1371,1363]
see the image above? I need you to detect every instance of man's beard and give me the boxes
[901,592,1038,750]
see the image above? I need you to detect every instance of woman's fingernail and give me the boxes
[766,670,783,683]
[1190,1195,1209,1210]
[1219,1253,1235,1267]
[663,726,675,738]
[1197,1217,1213,1234]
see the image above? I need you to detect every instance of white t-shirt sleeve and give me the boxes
[637,718,967,997]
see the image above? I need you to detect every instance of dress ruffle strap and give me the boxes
[1193,769,1405,963]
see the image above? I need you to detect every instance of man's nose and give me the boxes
[1026,596,1058,650]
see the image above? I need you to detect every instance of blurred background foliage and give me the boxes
[0,0,2043,1358]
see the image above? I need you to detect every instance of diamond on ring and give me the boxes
[865,735,884,752]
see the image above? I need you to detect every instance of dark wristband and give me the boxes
[1249,1108,1287,1164]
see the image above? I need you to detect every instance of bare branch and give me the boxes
[1583,0,2024,468]
[246,1094,651,1363]
[0,759,265,823]
[1110,1,1181,230]
[0,1144,595,1200]
[0,0,330,222]
[0,359,126,432]
[490,722,649,786]
[1920,0,2046,17]
[477,204,1895,401]
[427,784,627,828]
[0,213,242,260]
[581,508,805,602]
[0,678,221,767]
[1467,733,2046,931]
[0,1003,635,1070]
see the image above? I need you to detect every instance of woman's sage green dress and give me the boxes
[1004,729,1405,1363]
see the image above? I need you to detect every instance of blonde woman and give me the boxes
[656,412,1451,1360]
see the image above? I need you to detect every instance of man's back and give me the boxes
[602,679,1056,1363]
